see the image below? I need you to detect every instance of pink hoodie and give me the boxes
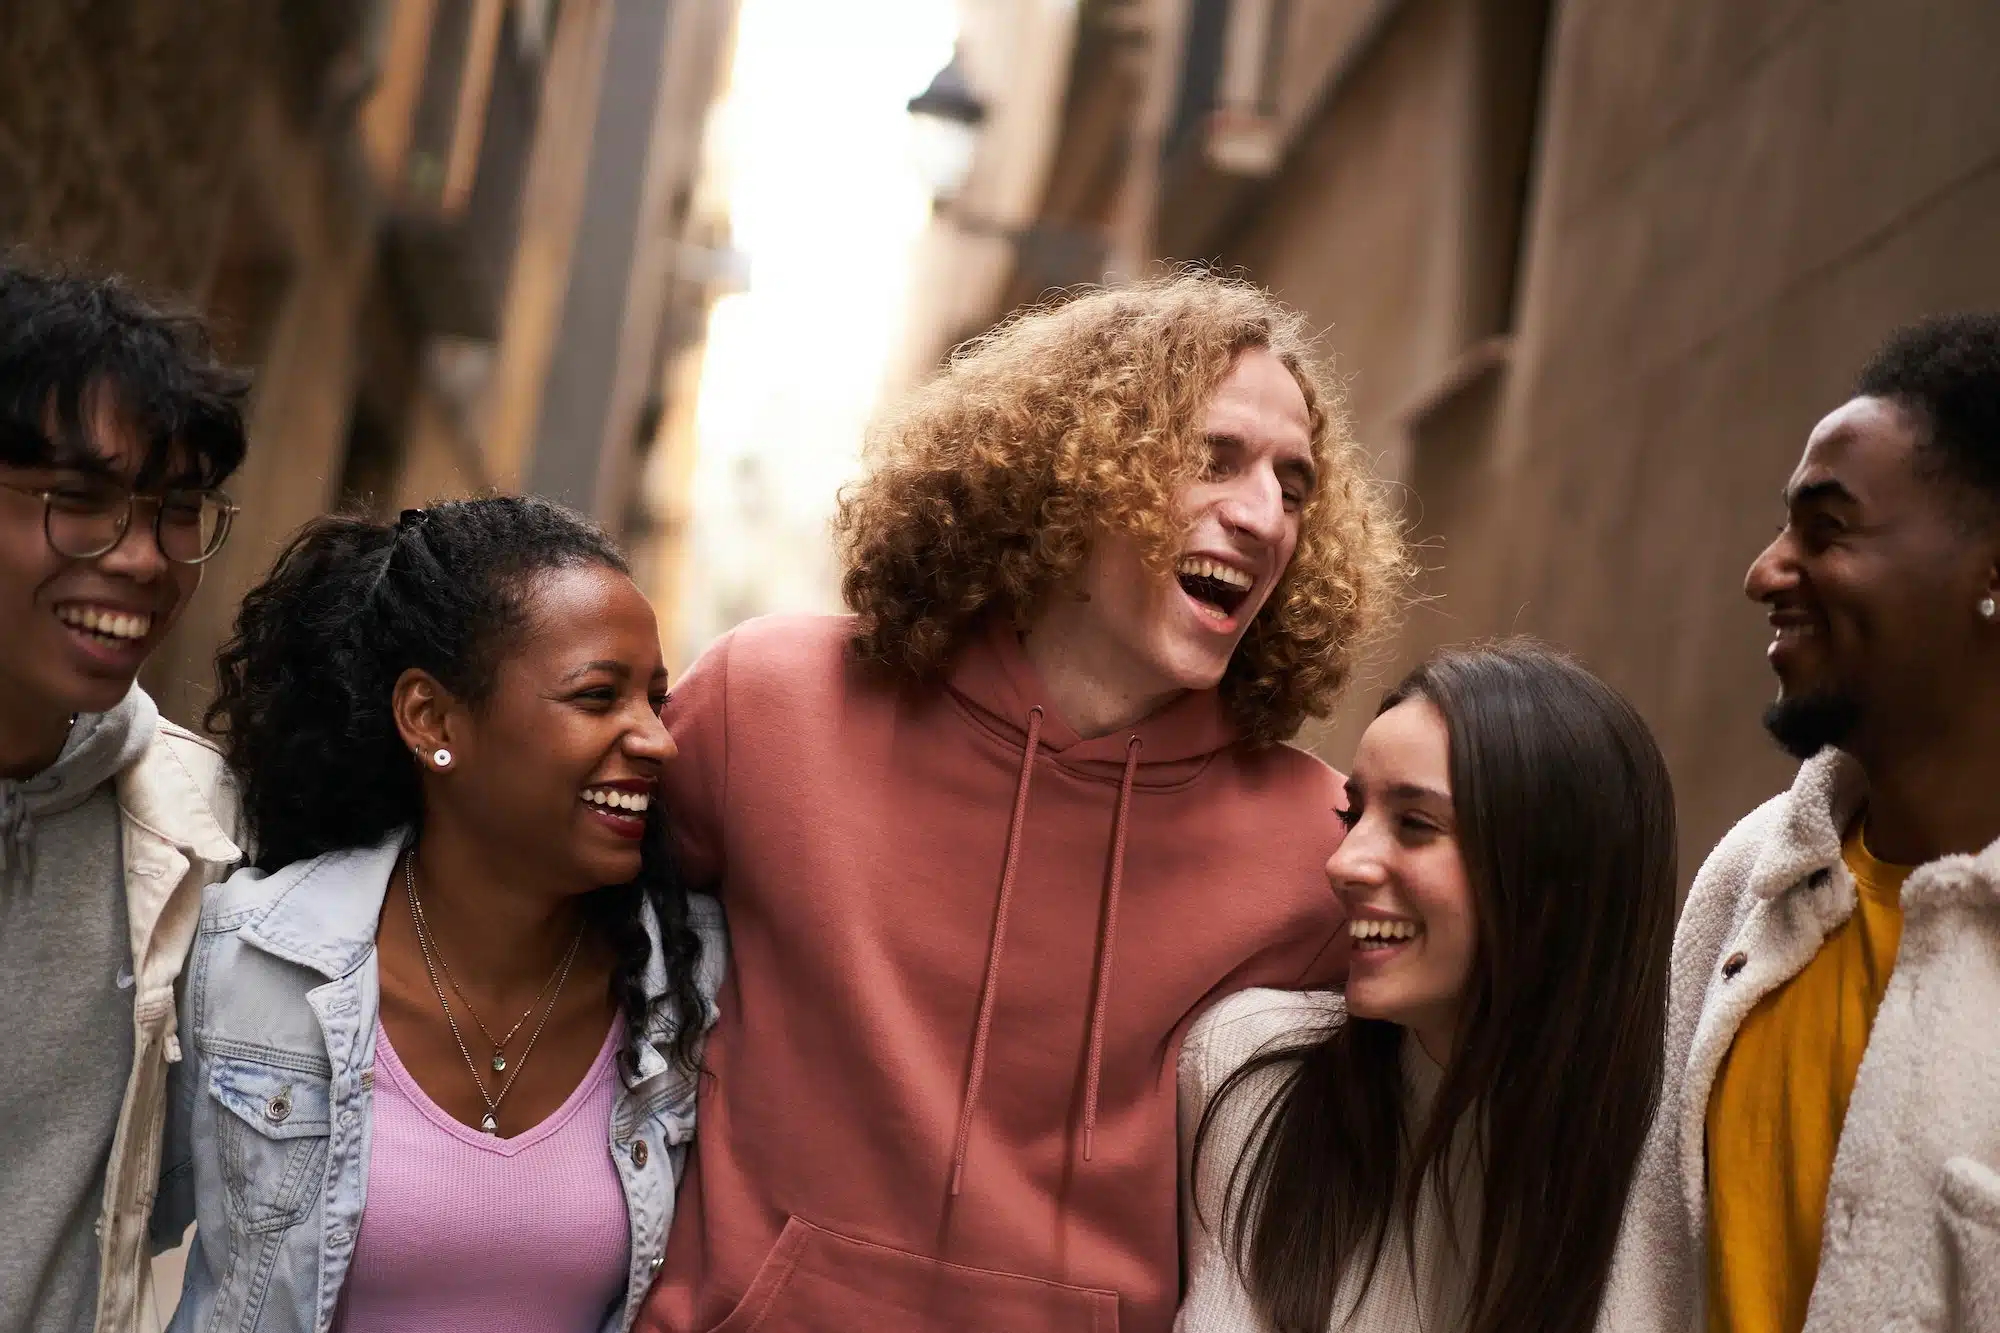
[638,613,1347,1333]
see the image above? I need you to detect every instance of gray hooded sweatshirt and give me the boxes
[0,687,159,1333]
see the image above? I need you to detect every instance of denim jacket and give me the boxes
[152,833,726,1333]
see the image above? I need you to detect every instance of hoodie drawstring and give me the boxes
[0,775,61,889]
[1080,735,1142,1162]
[0,791,31,886]
[950,706,1044,1196]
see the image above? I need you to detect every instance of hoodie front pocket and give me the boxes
[208,1055,331,1233]
[710,1216,1119,1333]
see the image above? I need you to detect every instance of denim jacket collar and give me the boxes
[238,834,405,980]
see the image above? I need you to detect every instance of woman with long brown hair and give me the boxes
[1178,641,1678,1333]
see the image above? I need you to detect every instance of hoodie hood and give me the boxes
[0,685,158,885]
[944,612,1241,772]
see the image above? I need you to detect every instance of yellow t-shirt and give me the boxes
[1704,824,1910,1333]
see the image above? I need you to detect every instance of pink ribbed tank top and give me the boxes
[336,1018,631,1332]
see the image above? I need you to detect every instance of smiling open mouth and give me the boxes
[581,785,650,820]
[1176,557,1252,619]
[1350,918,1423,952]
[57,604,153,644]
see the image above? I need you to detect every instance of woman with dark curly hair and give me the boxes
[636,271,1410,1333]
[154,497,724,1333]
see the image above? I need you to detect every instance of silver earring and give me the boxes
[432,748,453,769]
[1982,596,1997,620]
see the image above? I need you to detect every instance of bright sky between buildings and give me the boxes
[681,0,958,663]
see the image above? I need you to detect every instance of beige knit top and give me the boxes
[1175,989,1480,1333]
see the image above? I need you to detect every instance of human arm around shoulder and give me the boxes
[1178,989,1346,1333]
[663,630,734,892]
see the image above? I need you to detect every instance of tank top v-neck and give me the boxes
[336,1017,630,1332]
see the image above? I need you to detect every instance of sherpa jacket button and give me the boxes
[1722,952,1748,980]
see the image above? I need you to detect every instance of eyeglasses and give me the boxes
[0,477,240,565]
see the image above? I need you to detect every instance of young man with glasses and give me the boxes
[0,261,249,1333]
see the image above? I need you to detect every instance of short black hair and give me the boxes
[1855,312,2000,502]
[0,256,250,490]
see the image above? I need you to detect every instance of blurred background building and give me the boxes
[9,0,2000,881]
[902,0,2000,876]
[0,0,743,728]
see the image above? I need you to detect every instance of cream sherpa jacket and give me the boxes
[1599,749,2000,1332]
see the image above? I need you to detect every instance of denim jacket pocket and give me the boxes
[208,1055,332,1234]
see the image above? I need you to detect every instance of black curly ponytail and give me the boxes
[207,496,707,1071]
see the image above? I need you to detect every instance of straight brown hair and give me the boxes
[1194,640,1677,1332]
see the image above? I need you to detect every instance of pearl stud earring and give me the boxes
[431,748,453,769]
[1982,596,1997,620]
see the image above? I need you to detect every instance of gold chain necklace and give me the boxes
[402,851,583,1134]
[407,876,568,1072]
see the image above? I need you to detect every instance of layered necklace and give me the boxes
[402,850,584,1134]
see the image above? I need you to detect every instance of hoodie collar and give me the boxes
[3,685,163,885]
[944,612,1241,768]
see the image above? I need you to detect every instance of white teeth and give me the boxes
[1349,918,1419,941]
[1176,557,1253,590]
[58,606,151,641]
[582,787,650,815]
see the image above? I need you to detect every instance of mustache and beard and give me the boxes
[1763,690,1862,761]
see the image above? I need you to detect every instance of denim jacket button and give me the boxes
[630,1140,649,1169]
[265,1092,293,1123]
[649,1254,664,1273]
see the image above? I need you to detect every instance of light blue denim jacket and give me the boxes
[151,833,726,1333]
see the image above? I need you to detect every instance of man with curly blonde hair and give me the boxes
[639,271,1407,1333]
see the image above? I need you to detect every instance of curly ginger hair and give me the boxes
[836,270,1410,744]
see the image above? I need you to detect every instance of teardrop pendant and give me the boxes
[491,1052,506,1072]
[480,1113,497,1133]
